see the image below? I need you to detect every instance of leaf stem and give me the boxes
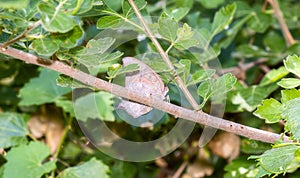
[267,0,295,47]
[1,20,42,49]
[0,44,291,145]
[127,0,199,110]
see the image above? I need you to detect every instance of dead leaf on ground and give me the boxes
[208,132,240,162]
[27,105,64,155]
[183,148,214,178]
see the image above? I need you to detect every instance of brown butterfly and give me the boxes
[118,57,169,118]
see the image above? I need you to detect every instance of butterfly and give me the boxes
[118,57,169,118]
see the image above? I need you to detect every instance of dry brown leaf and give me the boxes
[27,105,64,154]
[208,132,240,161]
[183,148,214,178]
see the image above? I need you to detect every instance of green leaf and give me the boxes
[122,0,147,17]
[4,141,56,178]
[96,16,124,29]
[0,112,29,148]
[282,98,300,140]
[247,12,272,33]
[57,158,109,178]
[187,69,215,86]
[263,31,286,53]
[231,84,278,112]
[19,68,71,106]
[254,98,283,124]
[38,2,75,33]
[241,139,271,154]
[210,3,236,37]
[249,145,300,175]
[277,78,300,89]
[0,0,29,9]
[235,45,269,58]
[218,13,254,49]
[74,92,115,122]
[224,156,258,178]
[197,0,225,9]
[260,66,289,86]
[166,7,190,21]
[177,59,191,84]
[174,23,199,50]
[107,63,139,80]
[31,38,59,56]
[281,89,300,103]
[64,0,94,15]
[56,46,85,61]
[78,38,120,75]
[158,14,178,42]
[55,99,75,118]
[111,162,137,178]
[103,0,122,11]
[284,55,300,77]
[51,26,84,49]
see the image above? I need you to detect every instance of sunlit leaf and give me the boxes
[284,55,300,77]
[277,78,300,89]
[4,142,56,178]
[254,98,283,123]
[0,112,29,148]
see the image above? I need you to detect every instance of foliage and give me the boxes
[1,0,300,177]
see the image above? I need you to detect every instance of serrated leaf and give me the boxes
[260,66,289,86]
[55,99,75,118]
[19,68,71,106]
[249,145,300,175]
[284,55,300,77]
[38,2,75,33]
[174,23,199,49]
[56,46,85,61]
[51,26,84,49]
[31,38,59,56]
[57,158,109,178]
[0,112,29,148]
[0,0,29,9]
[210,3,236,37]
[277,78,300,89]
[282,98,300,140]
[254,98,283,123]
[187,69,215,86]
[281,89,300,103]
[231,84,278,112]
[158,14,178,42]
[4,141,56,178]
[74,92,115,122]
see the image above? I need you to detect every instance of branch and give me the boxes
[127,0,199,110]
[267,0,295,47]
[0,44,290,144]
[2,20,42,48]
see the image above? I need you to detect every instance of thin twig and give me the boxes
[127,0,199,110]
[267,0,295,47]
[172,161,188,178]
[0,44,291,144]
[2,20,42,48]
